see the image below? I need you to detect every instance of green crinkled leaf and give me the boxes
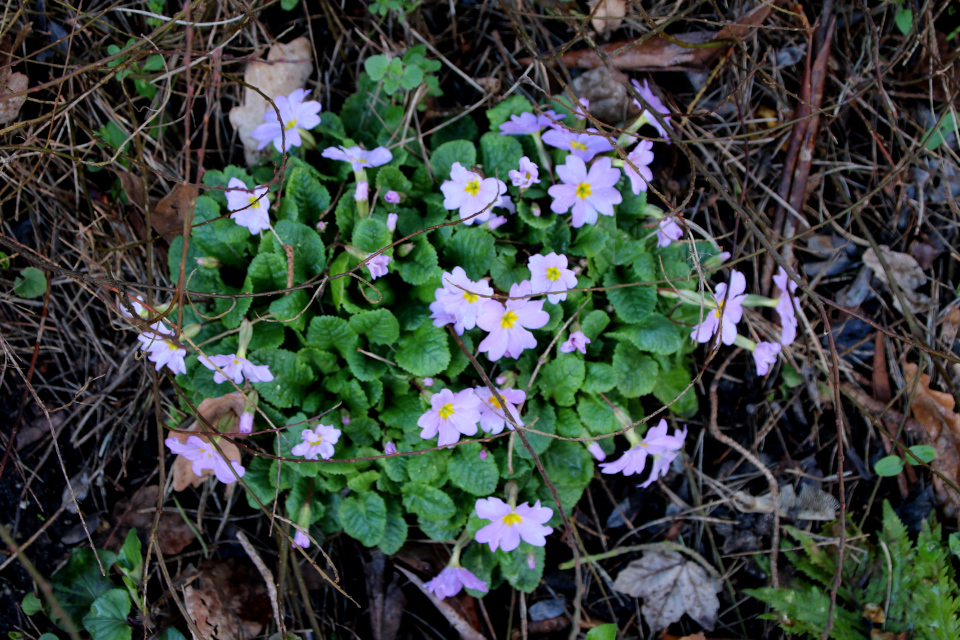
[490,246,531,291]
[583,362,617,394]
[376,165,413,194]
[406,449,447,485]
[578,394,618,435]
[251,349,314,409]
[448,442,499,496]
[201,165,253,207]
[571,224,609,258]
[517,199,553,230]
[345,348,389,382]
[250,321,285,351]
[268,290,310,332]
[480,132,523,183]
[82,589,131,640]
[347,470,382,492]
[431,140,476,182]
[299,348,340,374]
[243,456,277,509]
[604,270,656,324]
[613,342,658,398]
[610,231,648,266]
[538,355,585,407]
[431,115,479,150]
[287,166,331,226]
[461,543,498,596]
[14,267,46,299]
[516,398,556,460]
[395,323,450,376]
[327,251,355,312]
[402,482,456,520]
[52,548,118,628]
[486,94,532,131]
[191,195,251,267]
[498,544,545,593]
[246,252,288,293]
[443,226,496,281]
[349,309,400,345]
[263,220,327,283]
[338,492,388,547]
[381,394,424,431]
[397,238,441,285]
[580,310,610,341]
[652,365,699,418]
[307,315,359,355]
[419,513,465,542]
[379,500,408,555]
[352,218,393,254]
[537,439,594,515]
[608,313,683,355]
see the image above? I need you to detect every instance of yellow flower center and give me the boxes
[546,267,561,281]
[502,512,523,526]
[166,341,178,351]
[463,291,478,303]
[570,141,588,151]
[576,183,591,199]
[233,359,241,365]
[248,196,261,210]
[306,431,322,445]
[488,396,502,410]
[713,304,724,320]
[464,180,481,196]
[501,310,518,329]
[525,172,531,180]
[284,118,298,131]
[439,403,455,419]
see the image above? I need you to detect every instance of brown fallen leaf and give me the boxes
[589,0,626,34]
[550,1,779,69]
[940,307,960,350]
[862,245,930,313]
[902,363,960,516]
[612,550,721,631]
[570,67,639,124]
[169,393,250,491]
[0,26,30,124]
[228,37,314,166]
[112,169,145,211]
[183,558,272,640]
[153,184,199,237]
[110,485,196,555]
[169,426,242,492]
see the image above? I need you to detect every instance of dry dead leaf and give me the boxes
[183,559,272,640]
[169,393,249,491]
[228,37,314,166]
[589,0,626,34]
[732,484,840,521]
[550,1,778,69]
[902,363,960,516]
[112,169,145,211]
[941,308,960,349]
[0,27,29,124]
[612,550,721,632]
[570,67,639,124]
[153,184,199,237]
[862,245,930,313]
[111,485,196,555]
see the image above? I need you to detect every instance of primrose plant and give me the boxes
[125,57,800,596]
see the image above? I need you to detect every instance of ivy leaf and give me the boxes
[613,342,658,398]
[286,167,331,226]
[402,482,456,520]
[379,500,409,555]
[480,132,523,183]
[537,356,585,407]
[338,492,388,547]
[607,314,683,355]
[349,309,400,345]
[448,442,499,496]
[395,323,451,376]
[430,140,476,182]
[82,590,132,640]
[652,366,698,418]
[583,362,617,394]
[397,238,441,285]
[578,395,618,436]
[443,226,496,281]
[604,270,657,324]
[14,267,46,298]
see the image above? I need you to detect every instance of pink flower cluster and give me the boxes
[600,419,686,488]
[138,324,187,375]
[252,89,322,153]
[165,435,245,485]
[474,497,553,552]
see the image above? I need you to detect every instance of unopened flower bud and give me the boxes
[196,256,221,269]
[355,181,369,202]
[613,406,633,431]
[504,480,518,509]
[216,411,236,433]
[587,442,606,461]
[398,242,415,257]
[239,412,254,434]
[317,221,327,232]
[421,377,434,388]
[237,318,253,359]
[495,371,517,388]
[386,213,398,232]
[479,450,488,460]
[530,203,541,217]
[384,190,401,204]
[341,414,351,426]
[181,323,202,339]
[293,529,310,549]
[384,441,397,455]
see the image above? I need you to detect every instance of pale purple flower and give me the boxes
[487,215,508,230]
[384,190,401,204]
[509,156,541,189]
[541,127,614,162]
[225,178,271,235]
[138,325,187,375]
[424,566,489,599]
[120,294,147,319]
[548,156,622,228]
[355,181,369,202]
[600,420,686,480]
[293,530,310,549]
[690,270,748,346]
[498,195,516,214]
[624,140,655,194]
[657,218,683,248]
[430,267,494,335]
[479,450,489,460]
[291,424,341,460]
[239,413,254,434]
[164,435,245,484]
[422,377,434,387]
[441,162,506,224]
[639,448,681,488]
[631,78,672,140]
[252,88,322,152]
[386,213,398,232]
[417,388,482,446]
[321,145,392,171]
[384,441,397,455]
[495,374,508,385]
[317,221,328,232]
[587,442,606,461]
[773,266,799,346]
[341,415,350,426]
[474,386,526,434]
[366,253,391,280]
[572,97,590,120]
[474,498,553,552]
[528,252,578,304]
[477,280,550,361]
[498,110,565,135]
[560,331,591,355]
[200,354,275,385]
[754,341,781,376]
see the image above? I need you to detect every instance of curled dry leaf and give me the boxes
[570,67,639,124]
[153,184,199,237]
[902,363,960,516]
[589,0,626,34]
[612,550,721,632]
[862,245,930,313]
[182,559,272,640]
[228,37,314,166]
[111,485,195,555]
[732,483,840,521]
[0,26,30,124]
